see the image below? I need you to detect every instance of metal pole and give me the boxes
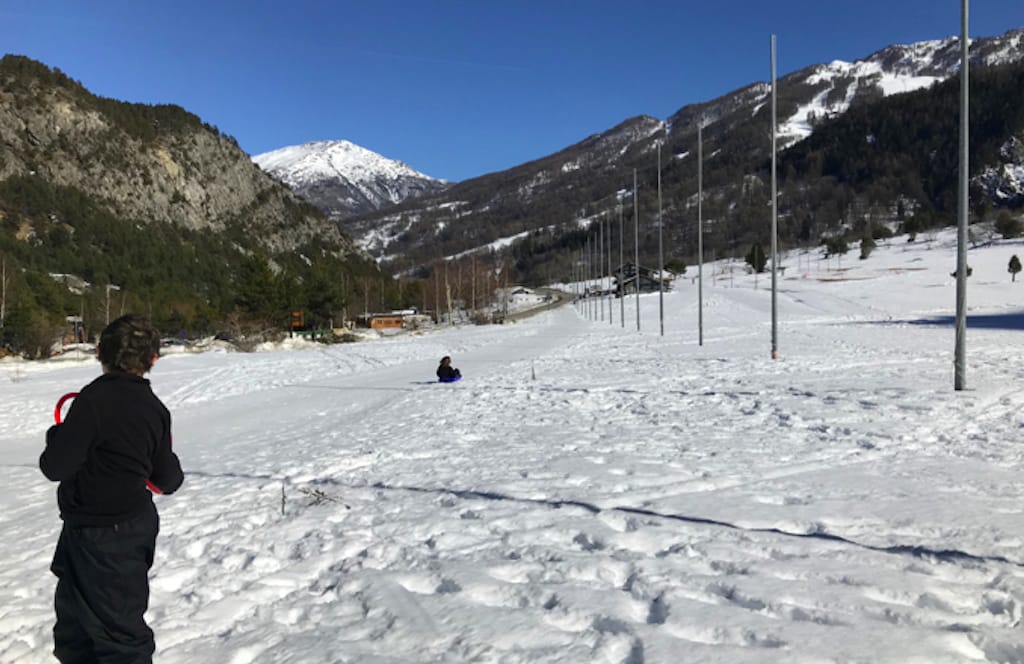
[619,200,625,328]
[698,122,704,346]
[578,251,583,313]
[599,217,605,322]
[594,230,598,321]
[658,141,664,336]
[602,213,610,323]
[586,236,591,320]
[582,240,587,318]
[590,232,595,321]
[575,254,579,311]
[770,34,779,360]
[634,168,640,331]
[955,0,969,390]
[587,236,591,320]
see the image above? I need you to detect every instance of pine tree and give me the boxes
[1009,255,1022,282]
[859,236,876,260]
[995,212,1022,239]
[745,242,767,273]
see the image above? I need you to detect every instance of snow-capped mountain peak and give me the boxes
[252,140,449,219]
[254,140,440,188]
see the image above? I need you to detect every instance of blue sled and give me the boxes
[438,375,462,383]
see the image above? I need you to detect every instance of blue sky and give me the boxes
[3,1,1022,182]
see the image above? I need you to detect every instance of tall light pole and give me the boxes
[105,284,120,325]
[955,0,969,390]
[698,122,704,346]
[770,34,779,360]
[606,212,613,325]
[590,231,596,321]
[619,200,625,328]
[634,168,640,331]
[578,250,583,313]
[586,235,592,320]
[658,139,665,337]
[583,239,588,319]
[572,254,577,311]
[593,230,598,321]
[599,216,605,322]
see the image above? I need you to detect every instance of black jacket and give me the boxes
[437,364,460,380]
[40,371,184,526]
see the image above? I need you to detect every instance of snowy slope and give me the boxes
[2,229,1024,662]
[779,29,1024,145]
[352,29,1024,269]
[253,140,448,218]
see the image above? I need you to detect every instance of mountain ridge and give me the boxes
[253,139,449,219]
[345,28,1024,280]
[0,55,385,352]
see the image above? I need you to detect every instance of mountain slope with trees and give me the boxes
[0,55,397,355]
[347,29,1024,289]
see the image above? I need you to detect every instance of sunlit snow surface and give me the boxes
[3,230,1024,663]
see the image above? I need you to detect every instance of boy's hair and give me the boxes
[98,315,161,374]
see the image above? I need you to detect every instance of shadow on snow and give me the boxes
[362,480,1024,570]
[882,310,1024,331]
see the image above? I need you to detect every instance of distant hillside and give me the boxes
[253,140,449,220]
[781,60,1024,239]
[0,55,395,355]
[347,29,1024,285]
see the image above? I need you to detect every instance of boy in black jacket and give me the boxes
[40,314,184,664]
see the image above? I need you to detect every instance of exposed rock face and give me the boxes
[0,56,359,257]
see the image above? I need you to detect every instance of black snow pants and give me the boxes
[50,502,159,664]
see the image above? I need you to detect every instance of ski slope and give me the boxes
[2,230,1024,663]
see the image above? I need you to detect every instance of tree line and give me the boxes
[0,176,396,357]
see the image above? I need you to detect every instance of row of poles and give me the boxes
[570,64,715,347]
[571,0,971,392]
[567,101,718,350]
[571,163,674,336]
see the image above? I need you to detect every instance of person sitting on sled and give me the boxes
[437,355,461,382]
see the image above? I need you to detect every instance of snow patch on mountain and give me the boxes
[981,30,1023,65]
[780,30,1024,146]
[975,136,1024,204]
[780,58,942,145]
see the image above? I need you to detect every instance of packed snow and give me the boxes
[3,229,1024,663]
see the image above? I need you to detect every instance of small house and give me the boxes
[369,315,404,330]
[612,262,671,297]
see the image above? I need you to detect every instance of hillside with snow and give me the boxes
[253,140,448,219]
[349,28,1024,277]
[777,29,1024,145]
[2,228,1024,662]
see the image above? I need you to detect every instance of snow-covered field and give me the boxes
[3,230,1024,663]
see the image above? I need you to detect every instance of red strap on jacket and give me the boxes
[54,392,162,494]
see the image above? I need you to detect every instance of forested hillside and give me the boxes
[0,56,405,355]
[346,31,1023,289]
